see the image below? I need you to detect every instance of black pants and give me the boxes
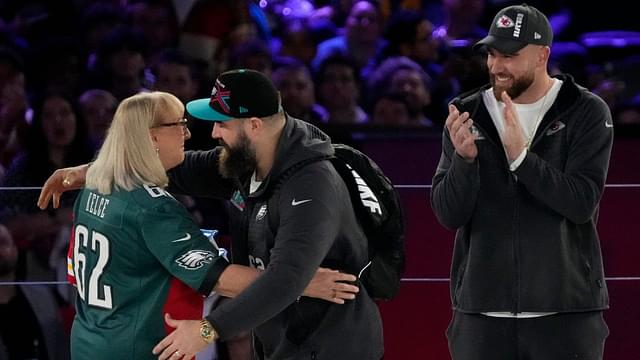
[447,311,609,360]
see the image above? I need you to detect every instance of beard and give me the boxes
[491,71,535,101]
[218,130,257,179]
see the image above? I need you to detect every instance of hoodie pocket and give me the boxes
[285,298,331,345]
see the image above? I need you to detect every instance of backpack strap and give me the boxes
[266,155,332,236]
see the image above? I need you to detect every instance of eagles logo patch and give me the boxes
[176,250,215,270]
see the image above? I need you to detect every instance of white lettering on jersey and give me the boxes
[85,192,110,218]
[248,255,266,270]
[176,250,215,270]
[143,184,175,199]
[74,224,113,309]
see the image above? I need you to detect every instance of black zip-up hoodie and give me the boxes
[431,74,613,313]
[168,115,383,359]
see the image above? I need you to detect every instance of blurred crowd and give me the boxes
[0,0,638,358]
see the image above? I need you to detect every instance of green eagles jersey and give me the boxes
[69,184,228,360]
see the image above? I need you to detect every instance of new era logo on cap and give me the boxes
[186,69,281,122]
[474,3,553,54]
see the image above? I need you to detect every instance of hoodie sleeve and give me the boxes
[513,93,614,224]
[166,148,235,199]
[430,107,482,230]
[205,161,340,340]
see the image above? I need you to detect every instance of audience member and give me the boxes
[125,0,179,60]
[315,54,368,125]
[0,47,29,179]
[84,26,151,101]
[271,17,319,66]
[368,56,433,127]
[371,91,411,126]
[312,0,385,78]
[0,91,93,281]
[78,89,118,153]
[0,223,70,360]
[272,57,327,126]
[227,38,273,79]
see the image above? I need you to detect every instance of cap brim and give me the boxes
[473,35,527,55]
[186,98,234,122]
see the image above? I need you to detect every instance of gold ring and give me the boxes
[63,178,71,186]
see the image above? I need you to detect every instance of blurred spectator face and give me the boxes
[0,62,23,91]
[346,1,381,44]
[0,224,18,277]
[79,90,117,146]
[229,23,259,49]
[280,22,317,64]
[109,48,145,78]
[390,68,430,115]
[444,0,485,23]
[154,62,199,103]
[127,2,177,51]
[412,20,438,63]
[241,54,272,78]
[0,67,26,123]
[273,68,316,118]
[319,63,359,111]
[230,39,273,78]
[41,96,77,148]
[373,97,410,125]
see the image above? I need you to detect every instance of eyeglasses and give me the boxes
[152,118,189,134]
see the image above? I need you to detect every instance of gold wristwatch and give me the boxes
[200,319,218,344]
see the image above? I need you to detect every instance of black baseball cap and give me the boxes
[474,4,552,55]
[186,69,280,122]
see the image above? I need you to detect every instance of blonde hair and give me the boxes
[86,91,184,194]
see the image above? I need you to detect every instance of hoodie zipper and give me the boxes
[511,174,520,313]
[471,119,522,313]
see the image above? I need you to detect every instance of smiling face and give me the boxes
[487,45,543,101]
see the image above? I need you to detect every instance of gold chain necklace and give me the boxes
[525,77,554,149]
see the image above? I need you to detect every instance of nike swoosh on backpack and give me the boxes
[172,233,191,242]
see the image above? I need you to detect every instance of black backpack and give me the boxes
[268,143,406,301]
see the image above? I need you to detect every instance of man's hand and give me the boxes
[303,268,359,304]
[37,164,89,209]
[445,104,478,162]
[153,314,208,360]
[501,91,527,162]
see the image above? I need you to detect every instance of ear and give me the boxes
[539,46,551,66]
[149,131,159,146]
[247,117,263,133]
